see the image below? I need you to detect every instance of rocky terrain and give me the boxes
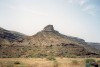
[0,25,100,58]
[0,27,25,42]
[87,42,100,50]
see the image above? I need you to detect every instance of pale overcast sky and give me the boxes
[0,0,100,42]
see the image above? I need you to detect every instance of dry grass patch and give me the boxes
[0,58,100,67]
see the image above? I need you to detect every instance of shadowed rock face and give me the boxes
[0,27,25,41]
[0,25,100,58]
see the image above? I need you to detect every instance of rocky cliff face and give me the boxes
[0,25,100,58]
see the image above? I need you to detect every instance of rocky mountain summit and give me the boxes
[43,25,54,32]
[0,25,100,58]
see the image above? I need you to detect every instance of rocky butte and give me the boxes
[0,25,100,58]
[43,25,54,32]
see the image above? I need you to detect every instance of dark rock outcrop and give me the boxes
[0,27,25,42]
[43,25,54,32]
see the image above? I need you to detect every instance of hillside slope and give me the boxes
[87,42,100,50]
[0,27,25,41]
[0,25,100,58]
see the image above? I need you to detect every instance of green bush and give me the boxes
[46,56,56,61]
[85,59,95,63]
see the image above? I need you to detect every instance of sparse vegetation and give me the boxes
[30,53,47,58]
[0,25,100,58]
[14,61,20,64]
[85,59,96,63]
[71,60,79,64]
[65,54,77,58]
[0,58,100,67]
[46,56,56,61]
[0,60,26,67]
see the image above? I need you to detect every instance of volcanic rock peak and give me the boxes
[43,25,54,32]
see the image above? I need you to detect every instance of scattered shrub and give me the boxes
[14,61,20,64]
[71,60,79,64]
[31,53,47,58]
[65,54,77,58]
[85,59,95,63]
[46,56,56,61]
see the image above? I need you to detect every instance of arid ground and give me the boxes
[0,58,100,67]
